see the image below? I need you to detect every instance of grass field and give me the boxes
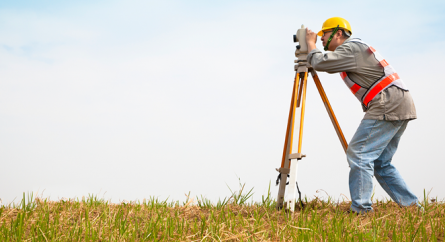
[1,187,444,241]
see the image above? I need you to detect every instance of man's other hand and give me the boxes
[306,28,317,52]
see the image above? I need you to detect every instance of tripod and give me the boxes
[276,25,349,211]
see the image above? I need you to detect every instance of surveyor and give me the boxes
[305,17,418,214]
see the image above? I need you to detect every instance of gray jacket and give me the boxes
[307,38,416,121]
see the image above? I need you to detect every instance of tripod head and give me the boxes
[293,24,309,61]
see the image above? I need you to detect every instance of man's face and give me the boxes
[320,29,346,51]
[320,29,334,48]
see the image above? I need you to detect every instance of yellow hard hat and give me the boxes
[317,17,352,36]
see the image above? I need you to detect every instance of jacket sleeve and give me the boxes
[307,43,357,74]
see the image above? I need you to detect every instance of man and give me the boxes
[305,17,418,214]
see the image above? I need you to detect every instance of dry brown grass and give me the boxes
[1,194,444,241]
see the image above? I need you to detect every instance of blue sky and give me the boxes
[1,0,445,205]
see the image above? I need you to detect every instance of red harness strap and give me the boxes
[363,73,400,106]
[341,72,361,95]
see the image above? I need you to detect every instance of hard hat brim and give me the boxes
[317,30,323,37]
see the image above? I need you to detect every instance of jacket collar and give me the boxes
[344,38,361,43]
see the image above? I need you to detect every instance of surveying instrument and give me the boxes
[275,25,349,211]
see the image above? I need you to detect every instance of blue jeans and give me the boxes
[347,119,418,213]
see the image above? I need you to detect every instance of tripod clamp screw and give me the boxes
[289,153,306,160]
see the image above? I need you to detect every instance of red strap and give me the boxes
[363,73,400,106]
[340,72,347,80]
[379,59,389,67]
[350,84,361,94]
[368,46,376,53]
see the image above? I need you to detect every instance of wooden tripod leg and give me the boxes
[280,72,300,169]
[277,72,300,209]
[297,72,308,154]
[286,72,308,211]
[310,69,348,153]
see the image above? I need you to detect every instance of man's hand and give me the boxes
[306,28,317,52]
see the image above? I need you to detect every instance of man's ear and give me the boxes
[336,31,342,39]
